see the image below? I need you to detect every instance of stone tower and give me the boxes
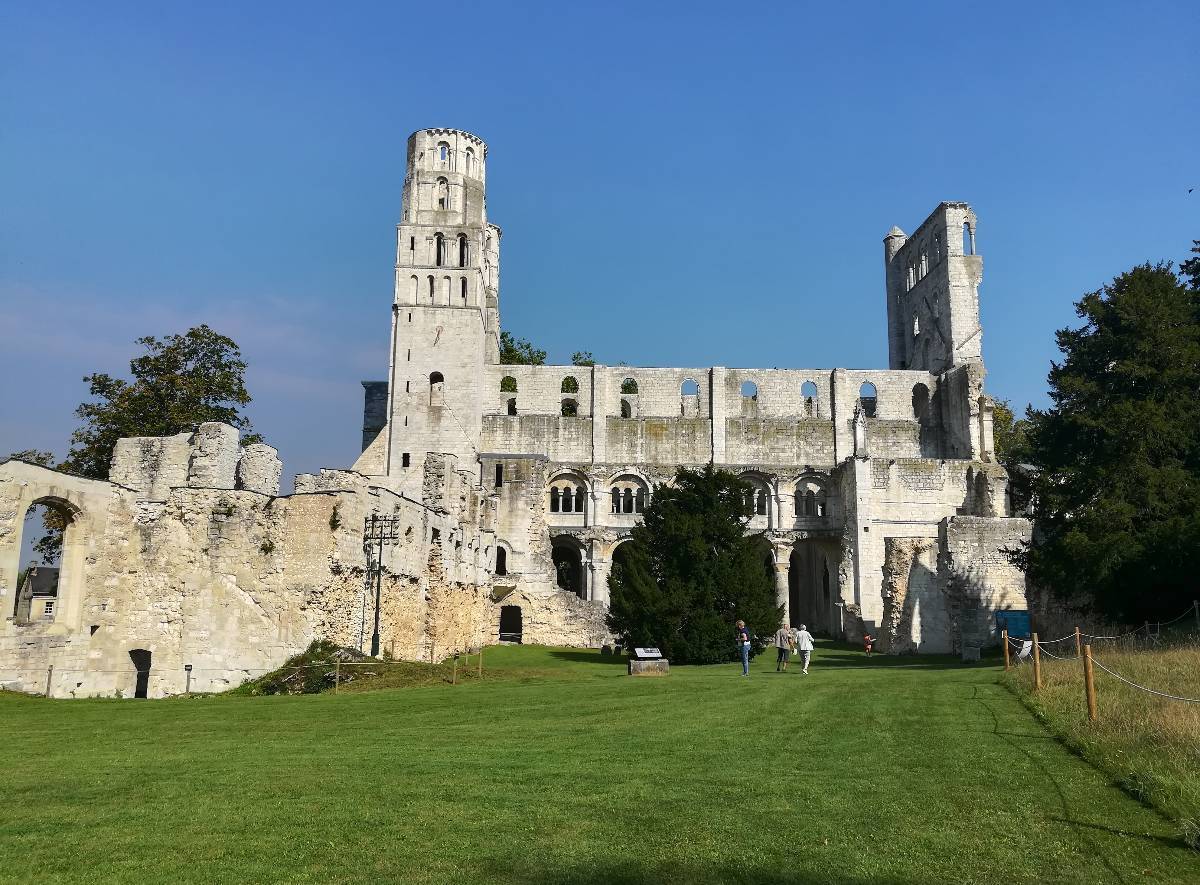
[383,128,499,495]
[883,202,983,374]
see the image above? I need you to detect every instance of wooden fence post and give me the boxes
[1083,644,1098,722]
[1032,632,1042,692]
[452,652,458,685]
[1193,600,1199,632]
[1002,629,1010,671]
[1074,626,1082,658]
[334,660,340,694]
[477,645,483,678]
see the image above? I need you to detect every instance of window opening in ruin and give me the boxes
[129,649,152,699]
[506,397,517,415]
[911,383,930,422]
[622,488,634,514]
[465,147,475,176]
[621,378,638,395]
[561,376,579,394]
[500,375,517,393]
[460,278,467,304]
[438,142,449,164]
[13,502,74,624]
[801,380,818,417]
[933,232,941,262]
[408,312,412,322]
[405,380,410,392]
[741,380,758,400]
[575,488,585,512]
[620,399,632,419]
[611,489,620,513]
[410,236,415,251]
[963,222,973,255]
[913,315,920,336]
[499,604,522,641]
[436,177,449,210]
[90,624,99,635]
[429,372,445,407]
[443,276,451,304]
[636,488,646,512]
[859,382,878,418]
[495,546,507,576]
[561,398,578,417]
[550,488,560,513]
[402,453,411,468]
[427,276,434,301]
[681,379,699,396]
[551,543,585,599]
[495,464,503,487]
[756,489,767,516]
[410,276,419,302]
[457,234,468,267]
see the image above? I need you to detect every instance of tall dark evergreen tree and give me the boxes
[607,465,781,663]
[1020,260,1200,621]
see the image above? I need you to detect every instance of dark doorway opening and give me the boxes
[129,649,152,699]
[499,605,522,643]
[552,543,585,599]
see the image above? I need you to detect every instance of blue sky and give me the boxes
[2,0,1197,488]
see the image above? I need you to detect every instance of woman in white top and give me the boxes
[793,624,815,674]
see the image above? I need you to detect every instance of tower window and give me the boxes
[801,380,818,417]
[458,234,469,267]
[436,177,449,210]
[859,382,878,418]
[461,277,468,304]
[506,397,517,415]
[435,233,445,267]
[409,236,415,251]
[495,546,507,576]
[402,453,411,468]
[438,142,449,165]
[429,372,445,408]
[465,147,475,176]
[495,464,504,487]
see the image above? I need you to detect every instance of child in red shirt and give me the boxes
[863,633,876,657]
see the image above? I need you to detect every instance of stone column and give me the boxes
[590,546,611,607]
[772,543,791,626]
[710,366,727,464]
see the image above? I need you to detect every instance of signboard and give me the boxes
[633,647,663,660]
[995,610,1030,640]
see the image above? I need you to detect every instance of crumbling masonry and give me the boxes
[0,126,1028,697]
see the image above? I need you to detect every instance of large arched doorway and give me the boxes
[551,538,586,599]
[788,540,837,633]
[12,497,82,627]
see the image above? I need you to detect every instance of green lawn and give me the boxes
[2,644,1195,884]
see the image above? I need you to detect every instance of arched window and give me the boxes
[805,490,816,516]
[427,275,435,302]
[801,380,818,417]
[458,234,468,267]
[622,488,634,514]
[506,398,517,416]
[435,232,445,266]
[550,488,560,513]
[610,474,650,517]
[410,275,419,302]
[495,464,504,487]
[437,141,449,166]
[963,221,974,255]
[620,399,632,419]
[561,376,579,394]
[635,488,646,513]
[500,375,517,393]
[436,177,449,210]
[465,147,475,176]
[912,383,930,421]
[756,489,767,516]
[561,398,578,417]
[575,487,585,513]
[611,489,621,513]
[681,379,699,396]
[859,382,878,418]
[461,278,468,304]
[495,546,507,576]
[429,372,445,407]
[442,276,451,304]
[548,476,587,519]
[741,380,758,400]
[621,378,638,395]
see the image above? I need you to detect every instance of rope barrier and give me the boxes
[1089,653,1200,704]
[1035,642,1069,661]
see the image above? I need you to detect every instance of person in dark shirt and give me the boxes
[735,620,751,676]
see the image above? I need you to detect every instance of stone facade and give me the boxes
[0,126,1030,697]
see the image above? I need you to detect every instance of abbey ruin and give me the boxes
[0,127,1029,697]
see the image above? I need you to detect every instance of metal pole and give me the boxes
[45,664,53,698]
[1031,632,1042,692]
[370,537,383,658]
[1083,644,1098,722]
[1002,629,1010,671]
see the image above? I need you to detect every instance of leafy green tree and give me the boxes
[607,465,781,663]
[1180,239,1200,291]
[991,399,1032,511]
[498,331,546,366]
[571,351,595,366]
[58,324,260,481]
[25,325,259,560]
[1019,261,1200,621]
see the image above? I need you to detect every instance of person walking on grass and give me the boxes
[736,620,752,676]
[794,624,815,674]
[863,632,876,657]
[774,623,794,672]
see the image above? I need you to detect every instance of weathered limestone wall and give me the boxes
[940,515,1031,652]
[236,443,282,495]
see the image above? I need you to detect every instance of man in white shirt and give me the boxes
[793,624,815,674]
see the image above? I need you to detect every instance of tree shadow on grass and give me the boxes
[547,650,629,666]
[811,644,971,671]
[477,858,921,885]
